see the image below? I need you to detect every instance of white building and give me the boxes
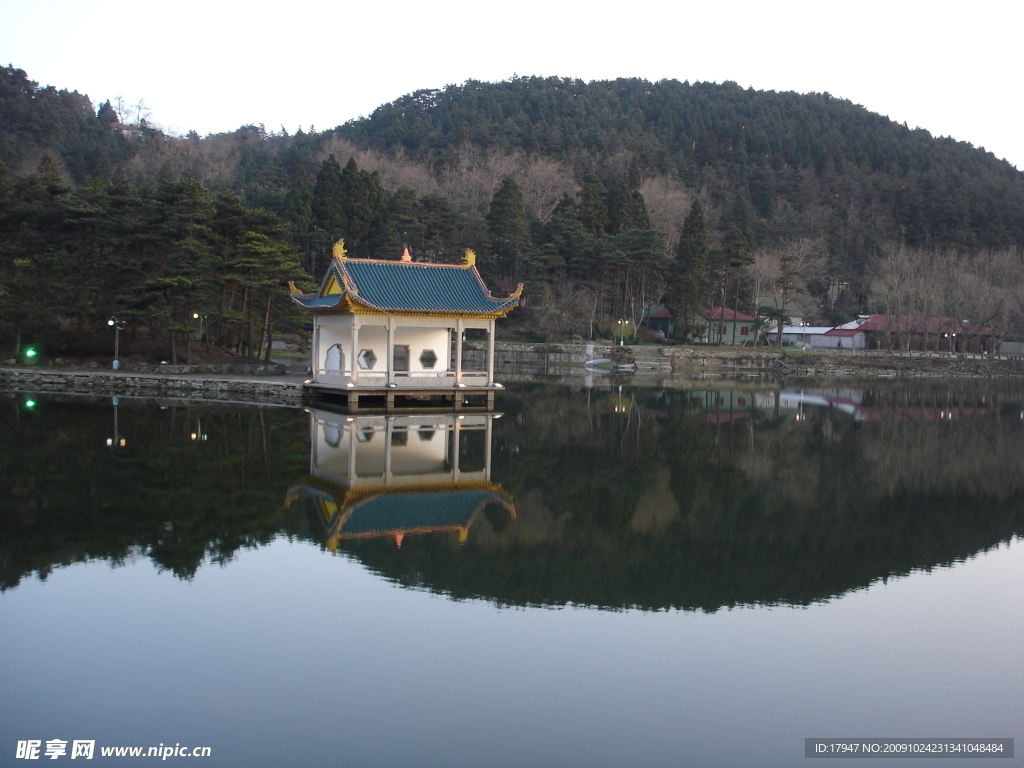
[291,243,521,409]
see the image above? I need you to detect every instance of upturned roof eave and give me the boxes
[293,256,520,317]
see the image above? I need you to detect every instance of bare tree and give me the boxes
[640,176,690,253]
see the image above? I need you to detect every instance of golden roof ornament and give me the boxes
[332,239,348,260]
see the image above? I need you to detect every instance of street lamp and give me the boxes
[192,312,207,344]
[617,319,626,346]
[107,316,126,369]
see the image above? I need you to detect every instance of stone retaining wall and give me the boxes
[465,342,1024,380]
[0,370,303,405]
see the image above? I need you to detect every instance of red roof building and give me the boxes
[849,315,993,353]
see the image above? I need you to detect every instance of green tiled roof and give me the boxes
[343,489,503,535]
[291,257,520,315]
[292,294,343,310]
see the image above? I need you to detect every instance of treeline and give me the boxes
[276,151,671,338]
[4,66,1024,349]
[0,156,311,361]
[341,77,1024,249]
[0,66,135,182]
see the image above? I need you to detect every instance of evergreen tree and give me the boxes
[377,187,425,258]
[148,176,215,364]
[310,154,345,276]
[97,100,118,126]
[486,177,530,280]
[0,156,71,355]
[281,166,313,269]
[578,183,608,238]
[607,178,652,233]
[663,199,710,338]
[418,194,458,262]
[338,158,387,258]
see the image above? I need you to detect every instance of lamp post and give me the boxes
[617,319,626,346]
[107,316,126,369]
[192,313,207,346]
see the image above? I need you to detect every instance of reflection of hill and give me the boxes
[339,386,1024,611]
[0,396,309,589]
[4,386,1022,612]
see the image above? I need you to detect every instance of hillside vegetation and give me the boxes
[2,68,1022,358]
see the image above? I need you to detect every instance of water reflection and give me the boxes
[286,409,514,550]
[3,386,1022,613]
[345,384,1024,611]
[0,395,310,589]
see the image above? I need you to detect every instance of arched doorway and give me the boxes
[325,344,345,374]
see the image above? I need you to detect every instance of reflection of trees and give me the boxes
[6,385,1023,612]
[347,384,1024,611]
[0,398,309,589]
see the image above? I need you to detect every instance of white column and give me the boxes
[349,321,359,384]
[386,318,395,386]
[454,320,463,384]
[486,320,495,385]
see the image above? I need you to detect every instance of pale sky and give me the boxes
[2,0,1022,170]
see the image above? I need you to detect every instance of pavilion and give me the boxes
[291,242,521,409]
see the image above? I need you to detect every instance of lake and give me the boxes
[1,382,1022,767]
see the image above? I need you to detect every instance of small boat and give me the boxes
[584,358,612,369]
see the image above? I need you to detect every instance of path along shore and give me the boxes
[3,346,1023,403]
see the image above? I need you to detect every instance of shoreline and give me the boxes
[3,346,1022,404]
[0,368,308,405]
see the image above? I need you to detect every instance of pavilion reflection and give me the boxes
[286,409,514,550]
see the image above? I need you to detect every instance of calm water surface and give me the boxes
[1,383,1022,767]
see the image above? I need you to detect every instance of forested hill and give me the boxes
[3,67,1024,358]
[340,77,1024,249]
[0,65,131,183]
[350,77,1013,181]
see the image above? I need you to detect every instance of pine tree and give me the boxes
[338,158,387,258]
[607,177,651,233]
[377,187,425,258]
[486,177,530,280]
[578,183,608,238]
[310,155,345,276]
[148,176,215,364]
[282,166,313,269]
[663,199,710,339]
[97,100,118,126]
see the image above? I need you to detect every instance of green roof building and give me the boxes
[291,242,521,407]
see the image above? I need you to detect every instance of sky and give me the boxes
[2,0,1022,170]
